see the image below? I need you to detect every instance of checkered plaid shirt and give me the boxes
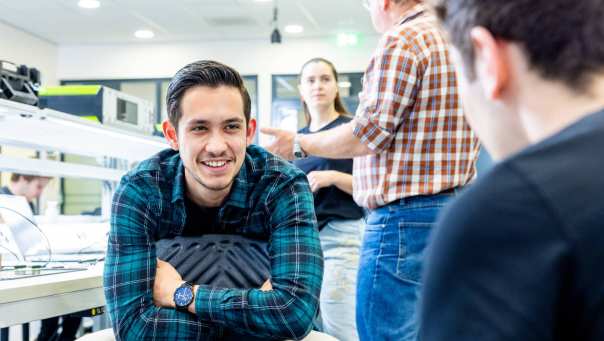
[103,145,323,340]
[352,3,479,209]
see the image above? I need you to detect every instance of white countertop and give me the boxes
[0,262,105,327]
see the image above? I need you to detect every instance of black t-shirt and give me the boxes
[293,115,364,230]
[181,196,221,236]
[421,108,604,341]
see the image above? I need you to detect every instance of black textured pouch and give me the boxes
[156,234,270,288]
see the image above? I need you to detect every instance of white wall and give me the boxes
[0,21,58,86]
[57,36,380,143]
[0,21,60,210]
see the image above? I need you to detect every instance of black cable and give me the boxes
[0,206,52,266]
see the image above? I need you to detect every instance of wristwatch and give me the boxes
[293,134,308,159]
[173,281,194,311]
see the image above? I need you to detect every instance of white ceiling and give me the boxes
[0,0,376,45]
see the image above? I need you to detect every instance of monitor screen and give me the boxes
[116,98,138,125]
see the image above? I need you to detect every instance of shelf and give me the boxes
[0,98,167,162]
[0,155,124,181]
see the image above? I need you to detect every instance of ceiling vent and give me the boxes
[204,16,258,27]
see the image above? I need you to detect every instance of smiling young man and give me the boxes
[103,60,323,340]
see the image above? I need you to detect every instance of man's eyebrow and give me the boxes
[224,118,244,124]
[186,117,244,126]
[186,119,209,126]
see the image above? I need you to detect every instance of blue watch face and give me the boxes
[174,285,193,308]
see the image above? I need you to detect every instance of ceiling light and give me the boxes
[78,0,100,9]
[284,25,304,34]
[134,30,154,39]
[338,81,352,88]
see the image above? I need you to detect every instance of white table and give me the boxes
[0,263,104,328]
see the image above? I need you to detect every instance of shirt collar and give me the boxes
[171,158,186,204]
[397,2,426,26]
[221,157,251,209]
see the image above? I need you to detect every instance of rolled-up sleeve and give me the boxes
[353,39,420,153]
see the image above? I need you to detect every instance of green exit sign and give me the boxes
[337,33,360,47]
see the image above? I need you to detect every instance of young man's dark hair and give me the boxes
[433,0,604,90]
[166,60,252,128]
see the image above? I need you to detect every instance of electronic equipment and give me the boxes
[0,60,41,106]
[39,85,155,135]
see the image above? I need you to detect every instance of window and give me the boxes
[271,72,363,131]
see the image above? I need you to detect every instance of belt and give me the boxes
[380,187,460,209]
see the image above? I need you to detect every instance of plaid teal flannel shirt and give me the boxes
[103,144,323,340]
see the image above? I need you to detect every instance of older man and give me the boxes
[262,1,478,339]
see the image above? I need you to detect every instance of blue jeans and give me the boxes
[319,218,364,341]
[356,192,454,341]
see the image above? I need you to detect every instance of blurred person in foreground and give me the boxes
[420,0,604,340]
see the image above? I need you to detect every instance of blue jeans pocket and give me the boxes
[396,221,432,284]
[364,206,390,227]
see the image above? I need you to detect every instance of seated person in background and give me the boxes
[0,173,50,214]
[104,60,323,340]
[1,173,81,341]
[420,0,604,340]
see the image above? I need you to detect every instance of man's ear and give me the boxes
[246,118,257,145]
[162,119,179,151]
[381,0,390,11]
[470,26,510,100]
